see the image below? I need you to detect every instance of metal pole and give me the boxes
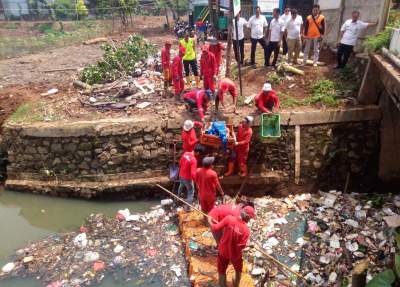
[234,13,243,99]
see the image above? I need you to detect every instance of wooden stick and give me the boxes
[294,125,301,185]
[155,184,310,284]
[41,67,77,73]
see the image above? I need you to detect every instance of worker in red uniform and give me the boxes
[177,151,197,205]
[171,47,186,98]
[224,116,254,177]
[181,119,203,152]
[255,83,280,113]
[196,157,224,218]
[216,78,238,114]
[200,45,218,92]
[183,89,214,122]
[161,40,172,90]
[209,38,225,74]
[211,206,256,287]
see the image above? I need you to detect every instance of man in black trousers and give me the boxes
[247,6,268,67]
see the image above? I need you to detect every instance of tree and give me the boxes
[76,0,89,19]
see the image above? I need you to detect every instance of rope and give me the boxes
[155,184,310,285]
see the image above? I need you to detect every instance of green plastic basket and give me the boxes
[260,113,281,138]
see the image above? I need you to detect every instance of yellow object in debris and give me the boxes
[178,211,255,287]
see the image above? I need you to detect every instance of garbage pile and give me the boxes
[0,199,190,287]
[243,191,399,286]
[78,54,166,111]
[174,20,192,39]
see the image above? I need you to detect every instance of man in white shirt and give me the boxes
[336,10,377,69]
[233,11,248,65]
[247,6,268,67]
[285,9,303,65]
[265,8,285,67]
[279,7,291,57]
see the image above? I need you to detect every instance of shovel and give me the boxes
[169,140,179,181]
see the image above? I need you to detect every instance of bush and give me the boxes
[306,79,338,107]
[364,28,391,53]
[80,34,156,84]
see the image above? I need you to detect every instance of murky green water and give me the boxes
[0,188,162,287]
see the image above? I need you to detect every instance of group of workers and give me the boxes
[177,115,257,287]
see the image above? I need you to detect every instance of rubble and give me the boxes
[241,190,399,286]
[0,202,190,287]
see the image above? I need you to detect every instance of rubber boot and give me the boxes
[224,162,235,177]
[195,76,201,88]
[240,163,248,177]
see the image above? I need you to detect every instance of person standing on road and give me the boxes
[181,120,203,153]
[285,9,303,65]
[171,46,186,98]
[265,8,285,68]
[179,32,200,88]
[211,207,256,287]
[303,4,326,66]
[200,45,218,92]
[279,7,291,58]
[336,11,377,69]
[161,40,172,89]
[255,83,280,114]
[247,6,268,67]
[233,11,248,65]
[177,150,197,205]
[196,157,224,217]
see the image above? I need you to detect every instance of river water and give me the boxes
[0,188,162,287]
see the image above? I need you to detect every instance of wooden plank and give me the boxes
[295,125,301,185]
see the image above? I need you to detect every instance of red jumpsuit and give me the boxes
[200,51,217,91]
[196,167,222,214]
[181,121,203,152]
[161,46,171,82]
[179,151,197,181]
[209,43,224,73]
[171,54,184,95]
[211,215,250,274]
[255,90,280,113]
[235,124,253,167]
[183,90,210,120]
[217,78,237,106]
[209,204,241,243]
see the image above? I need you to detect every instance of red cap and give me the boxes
[179,46,186,55]
[243,206,256,219]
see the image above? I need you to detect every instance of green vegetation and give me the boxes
[364,9,400,53]
[305,79,339,107]
[80,34,156,84]
[2,23,19,29]
[76,0,89,19]
[279,93,301,108]
[9,102,44,123]
[0,21,110,59]
[267,71,284,85]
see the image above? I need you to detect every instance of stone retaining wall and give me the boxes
[1,107,382,197]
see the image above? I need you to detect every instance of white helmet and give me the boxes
[183,120,194,131]
[263,83,272,92]
[245,116,254,124]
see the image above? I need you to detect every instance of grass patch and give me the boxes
[279,93,302,108]
[267,71,284,85]
[0,21,110,59]
[2,23,19,29]
[304,79,339,107]
[9,102,44,123]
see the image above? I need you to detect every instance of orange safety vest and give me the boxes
[305,15,325,39]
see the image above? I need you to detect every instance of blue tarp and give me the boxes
[206,121,228,150]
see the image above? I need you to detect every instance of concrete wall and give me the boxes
[1,107,382,197]
[317,0,389,49]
